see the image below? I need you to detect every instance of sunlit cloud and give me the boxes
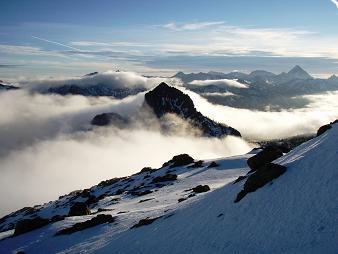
[331,0,338,8]
[189,79,248,88]
[161,21,225,31]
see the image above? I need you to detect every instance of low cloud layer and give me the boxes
[0,81,337,216]
[182,88,338,141]
[19,71,166,91]
[189,79,248,88]
[0,89,250,216]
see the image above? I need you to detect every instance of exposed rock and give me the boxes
[162,154,194,168]
[152,174,177,183]
[247,146,283,171]
[98,178,122,188]
[143,82,241,137]
[317,124,332,136]
[207,161,220,168]
[140,167,155,173]
[130,190,153,196]
[68,202,91,216]
[178,198,187,203]
[55,214,115,235]
[115,189,124,195]
[192,185,210,193]
[91,112,129,127]
[139,198,155,203]
[131,216,162,229]
[14,217,49,236]
[235,163,287,203]
[50,215,66,222]
[188,160,204,168]
[233,175,247,184]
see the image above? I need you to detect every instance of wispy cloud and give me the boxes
[161,21,225,31]
[70,41,150,47]
[331,0,338,8]
[32,36,83,51]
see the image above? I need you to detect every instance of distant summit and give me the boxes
[143,82,241,137]
[287,65,312,80]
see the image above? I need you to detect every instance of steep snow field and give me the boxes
[0,124,337,253]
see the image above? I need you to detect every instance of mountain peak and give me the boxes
[287,65,312,79]
[144,83,241,137]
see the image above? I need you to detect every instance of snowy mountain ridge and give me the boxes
[0,121,337,253]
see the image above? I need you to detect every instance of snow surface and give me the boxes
[0,124,337,253]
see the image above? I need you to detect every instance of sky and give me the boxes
[1,0,338,79]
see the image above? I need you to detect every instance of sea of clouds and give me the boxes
[0,71,337,216]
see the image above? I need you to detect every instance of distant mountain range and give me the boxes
[47,84,146,98]
[175,66,338,110]
[0,81,19,91]
[1,66,337,110]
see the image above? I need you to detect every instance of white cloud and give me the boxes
[0,89,250,216]
[331,0,338,8]
[181,88,338,141]
[20,70,165,91]
[189,79,248,88]
[162,21,225,31]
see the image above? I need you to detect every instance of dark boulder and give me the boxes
[162,154,194,168]
[233,175,247,184]
[192,185,210,193]
[235,163,286,203]
[152,174,177,183]
[98,177,122,188]
[51,215,66,222]
[55,214,115,235]
[131,216,162,229]
[140,167,155,173]
[317,124,332,136]
[91,112,129,127]
[14,217,49,236]
[188,160,204,168]
[207,161,219,168]
[130,189,153,196]
[247,146,283,171]
[68,202,91,216]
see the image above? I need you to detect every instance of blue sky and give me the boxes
[0,0,338,79]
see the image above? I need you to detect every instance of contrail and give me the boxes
[32,36,83,51]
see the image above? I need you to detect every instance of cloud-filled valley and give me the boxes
[0,72,338,216]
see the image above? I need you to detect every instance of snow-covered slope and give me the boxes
[0,123,337,253]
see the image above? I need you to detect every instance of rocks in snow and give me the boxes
[207,161,219,168]
[68,202,91,216]
[131,216,162,229]
[192,185,210,193]
[152,174,177,183]
[317,124,332,136]
[234,163,286,203]
[247,146,283,171]
[14,217,50,236]
[162,154,194,168]
[55,214,115,235]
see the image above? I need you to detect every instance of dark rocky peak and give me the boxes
[287,65,312,80]
[144,82,196,118]
[143,83,241,137]
[328,74,338,81]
